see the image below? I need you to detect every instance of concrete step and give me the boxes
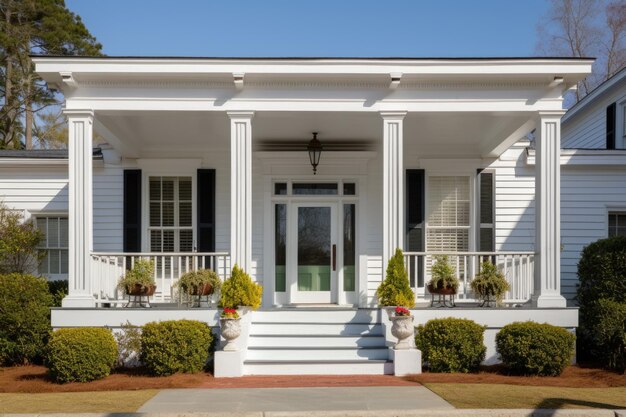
[246,346,390,361]
[248,334,386,348]
[243,359,394,375]
[250,322,383,336]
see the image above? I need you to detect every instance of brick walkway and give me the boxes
[198,374,420,389]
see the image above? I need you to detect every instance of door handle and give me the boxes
[332,244,336,271]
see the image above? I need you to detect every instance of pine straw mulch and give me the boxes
[407,364,626,388]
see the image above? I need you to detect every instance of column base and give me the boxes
[214,350,245,377]
[390,348,422,376]
[61,295,96,308]
[533,294,567,308]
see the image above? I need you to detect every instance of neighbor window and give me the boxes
[149,176,193,252]
[608,212,626,237]
[36,216,68,278]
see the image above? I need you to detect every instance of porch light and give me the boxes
[307,132,323,175]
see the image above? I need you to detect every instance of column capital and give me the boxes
[537,110,566,120]
[227,111,255,120]
[380,111,407,120]
[62,109,94,119]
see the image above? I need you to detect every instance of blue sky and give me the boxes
[65,0,551,57]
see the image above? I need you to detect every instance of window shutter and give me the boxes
[477,169,495,252]
[197,169,216,252]
[123,170,142,252]
[406,169,425,287]
[607,102,616,150]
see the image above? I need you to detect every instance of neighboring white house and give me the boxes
[0,56,594,375]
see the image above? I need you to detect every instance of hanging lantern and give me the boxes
[307,132,322,175]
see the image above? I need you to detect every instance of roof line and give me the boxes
[563,66,626,122]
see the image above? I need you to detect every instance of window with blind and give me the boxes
[36,216,68,278]
[149,176,193,253]
[426,176,470,253]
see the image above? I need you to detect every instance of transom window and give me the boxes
[273,181,357,197]
[608,212,626,237]
[36,216,68,278]
[149,176,193,252]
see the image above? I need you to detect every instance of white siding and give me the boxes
[93,166,123,252]
[562,86,626,149]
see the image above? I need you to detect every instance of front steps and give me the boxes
[244,309,393,375]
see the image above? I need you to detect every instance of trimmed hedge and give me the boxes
[0,273,52,365]
[578,299,625,371]
[577,236,626,307]
[496,321,575,376]
[415,318,486,373]
[141,320,213,376]
[46,328,118,383]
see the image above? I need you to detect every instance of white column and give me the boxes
[63,110,95,307]
[534,111,567,308]
[228,111,254,273]
[381,111,406,268]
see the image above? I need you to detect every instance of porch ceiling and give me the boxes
[95,110,534,159]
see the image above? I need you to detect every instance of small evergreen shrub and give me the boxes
[0,273,52,365]
[470,261,510,305]
[115,321,142,368]
[47,280,68,308]
[496,321,575,376]
[46,328,118,383]
[376,248,415,308]
[0,203,45,274]
[415,318,486,372]
[220,265,262,309]
[141,320,213,376]
[428,255,459,291]
[578,299,625,371]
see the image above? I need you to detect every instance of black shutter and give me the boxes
[607,102,616,150]
[477,169,495,252]
[123,170,142,252]
[197,169,216,252]
[406,169,425,287]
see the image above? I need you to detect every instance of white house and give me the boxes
[0,56,594,375]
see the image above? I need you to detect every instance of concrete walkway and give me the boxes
[138,386,454,413]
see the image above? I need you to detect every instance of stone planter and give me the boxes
[220,317,242,351]
[391,315,414,349]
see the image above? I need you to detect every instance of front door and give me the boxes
[290,203,337,303]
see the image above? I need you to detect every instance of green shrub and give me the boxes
[115,321,142,368]
[428,255,459,291]
[141,320,213,376]
[47,280,68,308]
[220,265,262,309]
[0,203,45,274]
[0,273,52,365]
[118,259,155,293]
[376,248,415,308]
[577,299,625,371]
[577,236,626,306]
[415,318,486,372]
[470,261,510,305]
[46,328,118,383]
[496,321,575,376]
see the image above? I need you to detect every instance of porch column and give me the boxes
[381,111,406,268]
[533,111,567,308]
[228,111,254,273]
[63,109,95,307]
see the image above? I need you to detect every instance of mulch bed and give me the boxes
[407,364,626,388]
[0,366,417,393]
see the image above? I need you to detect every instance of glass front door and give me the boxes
[290,203,337,303]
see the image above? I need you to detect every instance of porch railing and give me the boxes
[403,251,535,304]
[90,252,230,304]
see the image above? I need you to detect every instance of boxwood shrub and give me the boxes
[415,318,486,373]
[496,321,575,376]
[578,299,626,371]
[46,327,118,383]
[0,273,53,365]
[141,319,213,376]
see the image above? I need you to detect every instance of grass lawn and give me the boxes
[0,390,158,413]
[425,383,626,409]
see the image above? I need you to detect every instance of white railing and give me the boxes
[403,251,535,304]
[90,252,230,304]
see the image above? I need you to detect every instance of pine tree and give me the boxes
[376,248,415,308]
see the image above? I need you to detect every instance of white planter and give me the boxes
[220,317,242,351]
[391,315,414,350]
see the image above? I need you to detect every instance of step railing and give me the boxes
[90,252,230,304]
[403,251,535,304]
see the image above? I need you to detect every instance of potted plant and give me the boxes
[176,269,222,307]
[376,248,415,317]
[219,264,263,314]
[117,259,156,307]
[390,306,414,349]
[427,255,459,307]
[470,260,510,307]
[219,308,241,351]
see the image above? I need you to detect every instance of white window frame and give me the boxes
[34,213,69,280]
[607,209,626,238]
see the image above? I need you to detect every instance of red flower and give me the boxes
[394,306,410,316]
